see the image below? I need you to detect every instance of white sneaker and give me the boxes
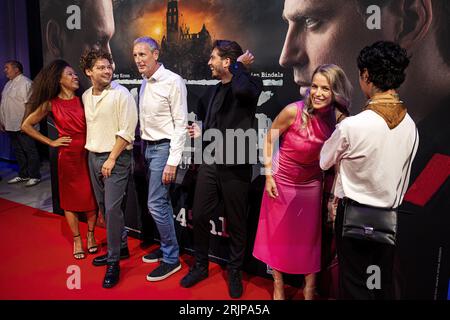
[7,177,30,184]
[25,178,41,187]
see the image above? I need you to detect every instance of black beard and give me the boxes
[211,70,221,80]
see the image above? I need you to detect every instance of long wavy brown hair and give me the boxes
[26,59,72,117]
[302,64,352,128]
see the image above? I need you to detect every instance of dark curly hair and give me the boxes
[212,40,243,65]
[26,60,71,116]
[79,49,113,77]
[357,41,410,91]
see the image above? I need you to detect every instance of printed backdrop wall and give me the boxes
[39,0,450,299]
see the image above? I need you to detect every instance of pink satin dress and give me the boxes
[253,101,335,274]
[50,96,97,212]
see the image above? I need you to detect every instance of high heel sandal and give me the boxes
[73,234,85,260]
[87,229,98,254]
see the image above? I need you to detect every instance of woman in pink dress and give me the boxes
[253,64,351,299]
[22,60,97,260]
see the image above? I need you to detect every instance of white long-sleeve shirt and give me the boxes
[83,81,138,153]
[320,110,418,208]
[0,74,32,131]
[139,64,188,166]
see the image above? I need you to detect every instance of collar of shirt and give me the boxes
[12,74,26,84]
[86,81,119,101]
[5,74,25,91]
[143,64,166,83]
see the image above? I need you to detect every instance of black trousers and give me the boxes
[192,164,252,270]
[335,199,395,300]
[8,131,40,179]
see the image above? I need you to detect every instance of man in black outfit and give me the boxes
[180,40,262,299]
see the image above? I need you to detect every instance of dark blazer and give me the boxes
[196,62,263,166]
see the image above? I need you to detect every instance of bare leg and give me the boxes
[86,210,98,253]
[272,269,285,300]
[304,273,317,300]
[65,210,84,259]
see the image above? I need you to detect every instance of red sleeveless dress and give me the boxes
[50,97,97,212]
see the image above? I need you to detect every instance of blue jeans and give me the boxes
[145,141,179,264]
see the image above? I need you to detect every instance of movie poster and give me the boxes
[39,0,450,299]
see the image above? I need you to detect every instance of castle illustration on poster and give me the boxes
[160,0,212,79]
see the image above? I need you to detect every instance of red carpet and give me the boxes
[0,198,306,300]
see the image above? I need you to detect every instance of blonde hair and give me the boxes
[302,64,352,128]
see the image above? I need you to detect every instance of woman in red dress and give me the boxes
[22,60,97,259]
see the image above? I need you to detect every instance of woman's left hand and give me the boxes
[265,175,279,199]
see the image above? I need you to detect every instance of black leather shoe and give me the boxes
[92,247,130,266]
[228,269,243,299]
[180,264,208,288]
[103,262,120,288]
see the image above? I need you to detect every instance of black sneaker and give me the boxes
[228,269,243,299]
[180,264,208,288]
[146,261,181,282]
[142,249,163,263]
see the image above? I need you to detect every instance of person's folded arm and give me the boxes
[115,91,138,145]
[230,62,262,102]
[320,123,350,171]
[103,91,138,178]
[167,77,188,167]
[21,101,72,147]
